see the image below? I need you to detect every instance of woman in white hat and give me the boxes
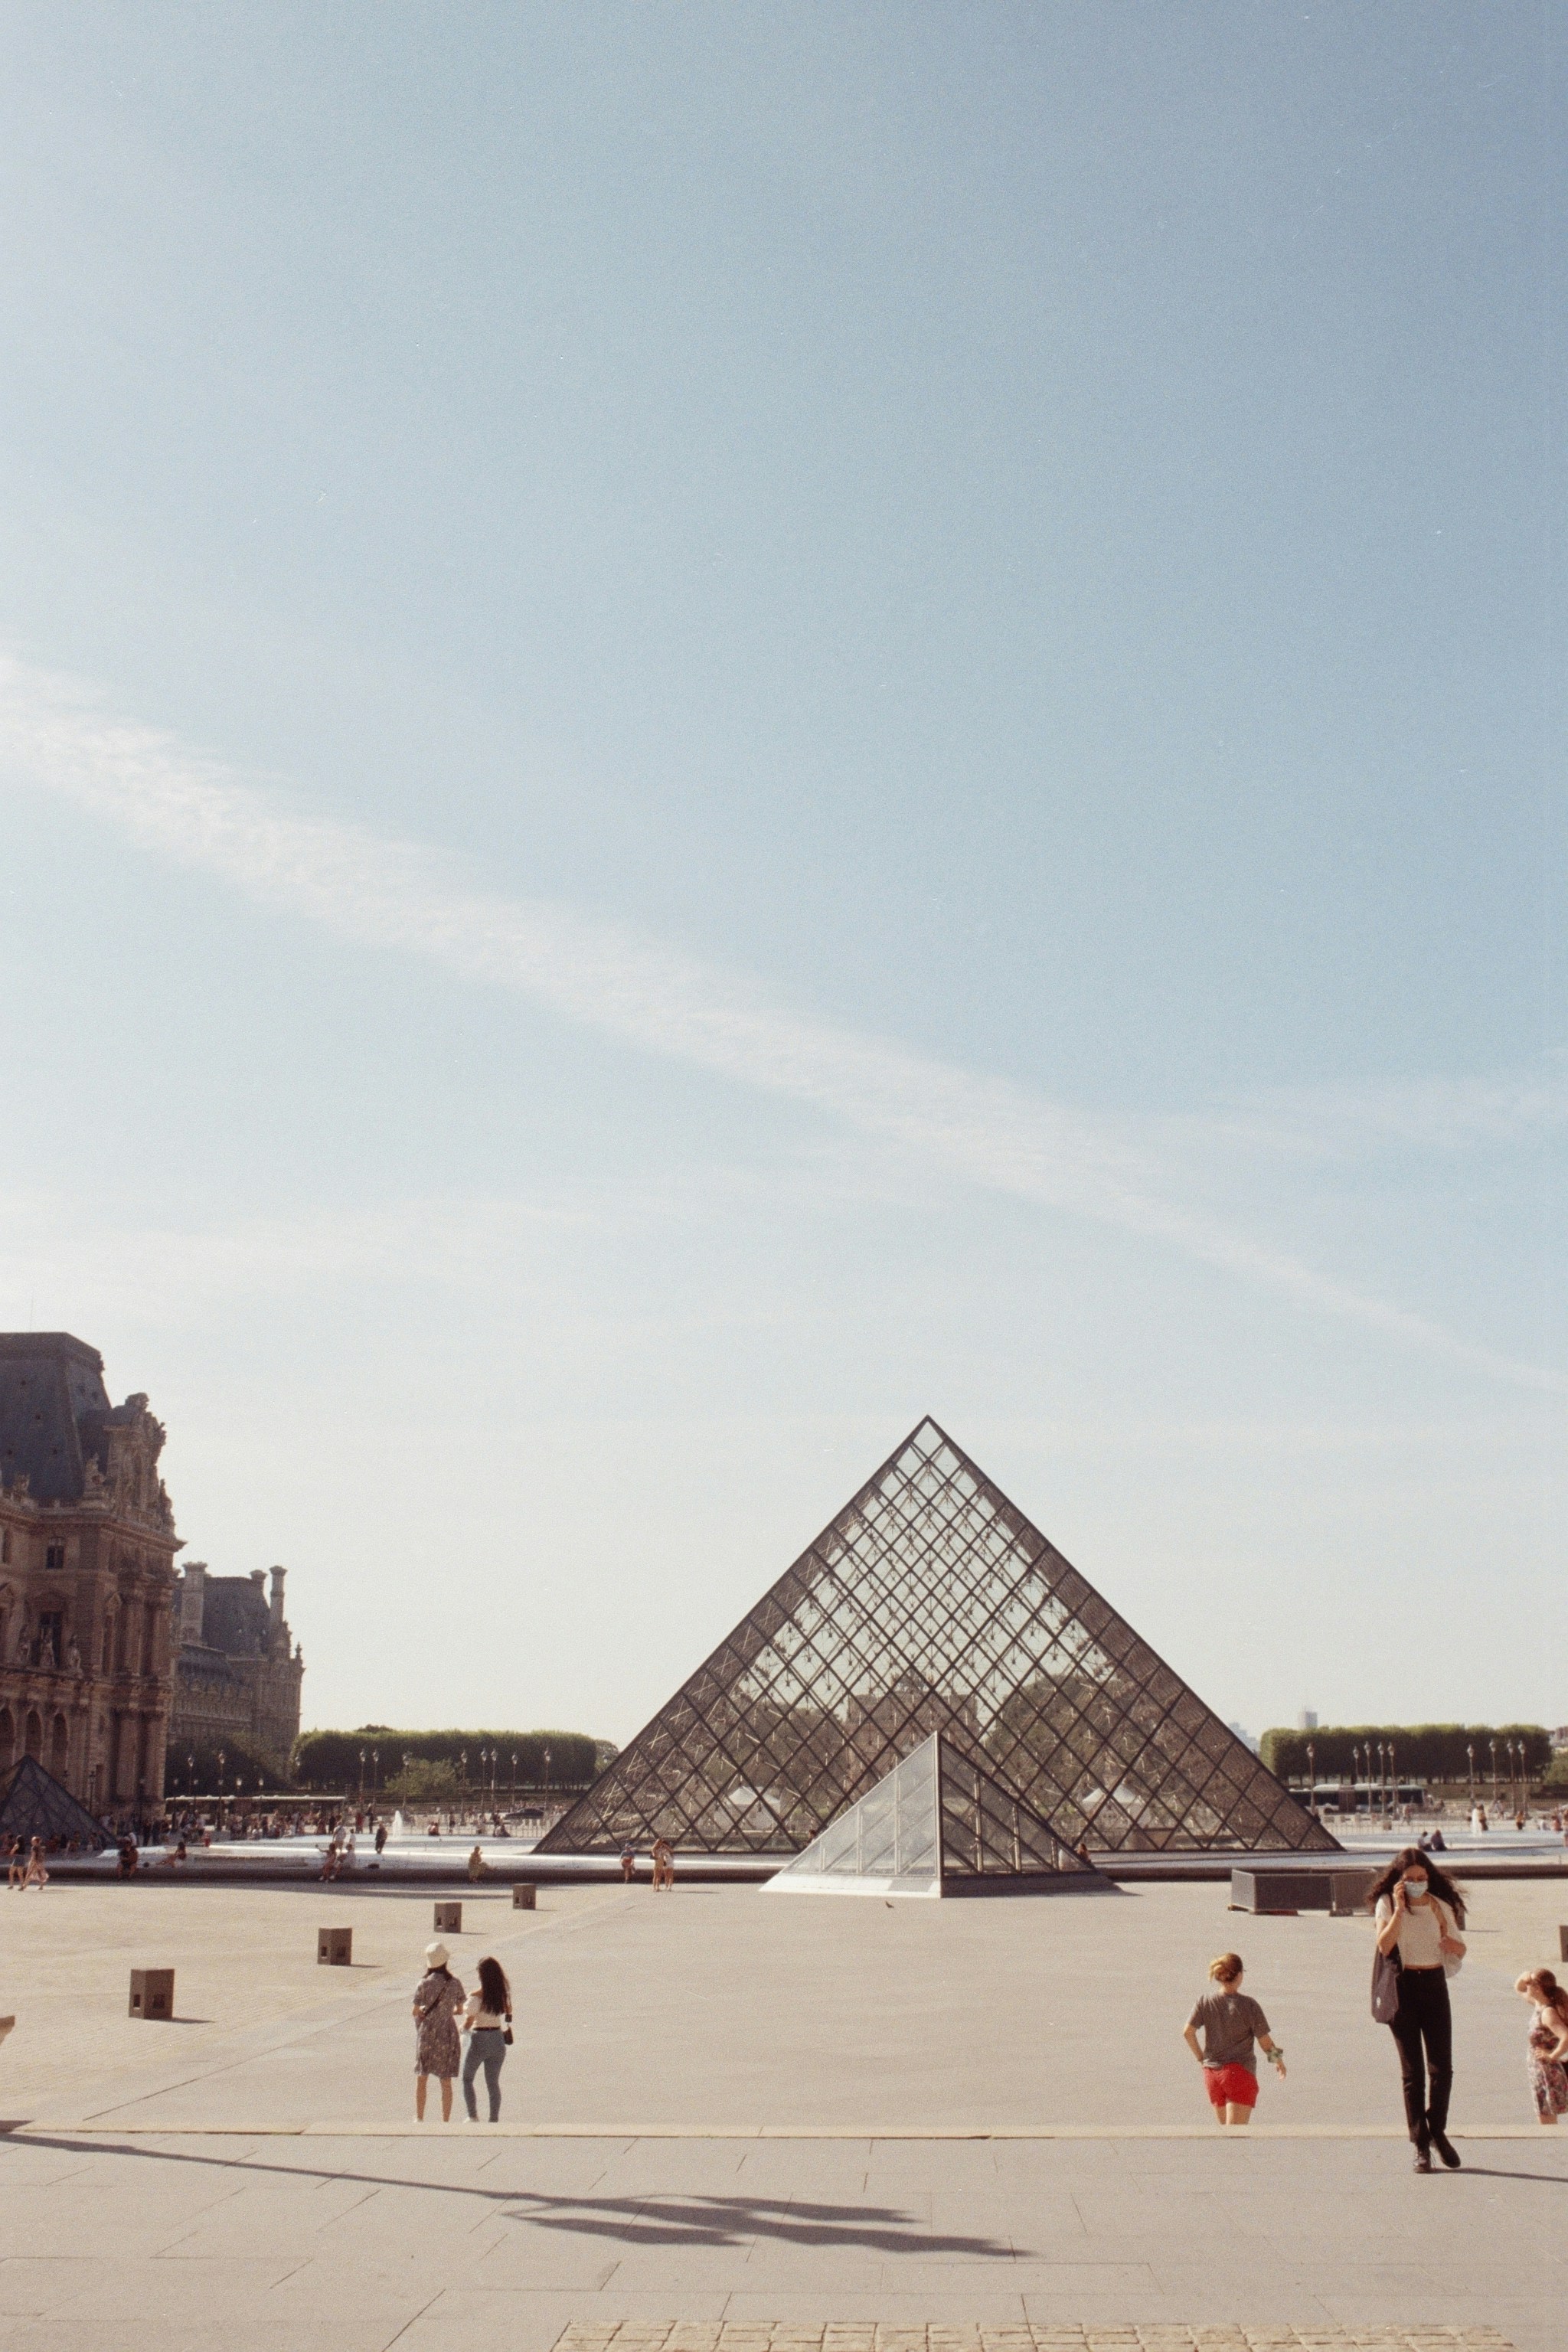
[412,1940,466,2121]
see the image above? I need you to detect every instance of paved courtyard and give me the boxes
[0,1877,1563,2351]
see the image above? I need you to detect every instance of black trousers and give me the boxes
[1388,1965,1452,2141]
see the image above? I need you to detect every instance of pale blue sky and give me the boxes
[1,3,1562,1746]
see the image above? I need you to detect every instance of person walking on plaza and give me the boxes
[412,1940,466,2122]
[1371,1845,1467,2171]
[21,1838,49,1890]
[620,1843,636,1883]
[651,1835,675,1891]
[1515,1968,1568,2125]
[461,1955,512,2122]
[1182,1952,1286,2126]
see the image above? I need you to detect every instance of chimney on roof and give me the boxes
[269,1564,287,1638]
[179,1561,207,1645]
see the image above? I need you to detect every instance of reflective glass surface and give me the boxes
[541,1419,1335,1856]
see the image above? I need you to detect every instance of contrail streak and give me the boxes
[1,653,1555,1390]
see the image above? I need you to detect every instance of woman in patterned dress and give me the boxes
[413,1940,466,2121]
[1515,1969,1568,2124]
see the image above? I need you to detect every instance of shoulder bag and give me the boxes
[1370,1908,1402,2024]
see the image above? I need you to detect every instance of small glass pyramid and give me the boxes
[763,1732,1112,1897]
[0,1756,112,1849]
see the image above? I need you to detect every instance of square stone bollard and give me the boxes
[511,1883,537,1909]
[318,1926,353,1965]
[129,1968,174,2020]
[433,1900,462,1933]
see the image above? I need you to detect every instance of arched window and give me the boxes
[101,1603,118,1675]
[23,1710,43,1761]
[0,1709,13,1769]
[49,1713,69,1778]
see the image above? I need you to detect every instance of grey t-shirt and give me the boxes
[1187,1988,1269,2073]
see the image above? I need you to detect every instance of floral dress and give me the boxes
[413,1967,465,2079]
[1527,2005,1568,2123]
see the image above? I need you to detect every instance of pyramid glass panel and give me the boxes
[766,1733,1110,1898]
[541,1417,1338,1857]
[0,1756,112,1849]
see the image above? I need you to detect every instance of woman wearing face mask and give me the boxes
[1370,1847,1468,2171]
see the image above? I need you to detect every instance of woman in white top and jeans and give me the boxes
[460,1955,512,2122]
[1371,1846,1467,2172]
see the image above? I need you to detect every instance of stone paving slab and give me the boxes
[12,2122,1550,2139]
[6,1877,1567,2133]
[0,2132,1559,2352]
[552,2331,1515,2350]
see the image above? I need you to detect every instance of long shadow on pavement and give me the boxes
[1,2135,1015,2258]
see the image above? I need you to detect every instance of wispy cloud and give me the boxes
[2,652,1557,1390]
[1172,1064,1568,1163]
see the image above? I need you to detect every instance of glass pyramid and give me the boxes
[764,1732,1112,1897]
[0,1755,113,1849]
[540,1416,1337,1857]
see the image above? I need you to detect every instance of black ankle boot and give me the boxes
[1430,2128,1461,2168]
[1412,2142,1432,2171]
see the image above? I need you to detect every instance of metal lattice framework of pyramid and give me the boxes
[541,1416,1337,1857]
[764,1732,1114,1897]
[0,1755,113,1850]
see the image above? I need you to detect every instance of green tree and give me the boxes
[384,1758,461,1805]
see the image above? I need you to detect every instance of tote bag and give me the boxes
[1370,1941,1401,2024]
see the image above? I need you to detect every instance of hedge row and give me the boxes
[1260,1723,1553,1780]
[292,1726,602,1792]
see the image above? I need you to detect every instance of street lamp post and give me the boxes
[1388,1742,1396,1821]
[1306,1740,1316,1810]
[1466,1744,1475,1810]
[1490,1740,1498,1808]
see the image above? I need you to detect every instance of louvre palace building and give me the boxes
[0,1331,183,1808]
[0,1329,305,1811]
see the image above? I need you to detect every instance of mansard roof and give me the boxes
[0,1332,111,1504]
[200,1576,273,1657]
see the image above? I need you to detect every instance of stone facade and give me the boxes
[0,1332,181,1809]
[170,1560,304,1774]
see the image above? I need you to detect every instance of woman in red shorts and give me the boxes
[1183,1951,1286,2125]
